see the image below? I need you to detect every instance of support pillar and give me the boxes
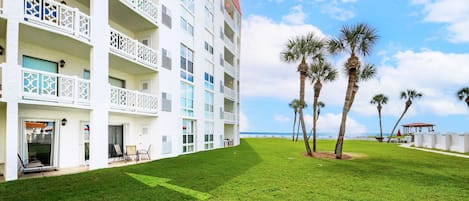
[88,0,110,170]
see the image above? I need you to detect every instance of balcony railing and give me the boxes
[224,62,235,77]
[22,68,90,105]
[224,12,236,30]
[224,112,236,123]
[110,86,158,114]
[224,86,236,100]
[24,0,91,40]
[110,28,158,68]
[121,0,158,23]
[224,37,236,53]
[0,65,3,99]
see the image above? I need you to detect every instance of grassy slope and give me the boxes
[1,139,468,201]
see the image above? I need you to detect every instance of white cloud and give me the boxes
[274,114,291,123]
[240,14,326,100]
[281,5,307,25]
[239,111,249,132]
[319,0,356,21]
[413,0,469,43]
[349,50,469,117]
[304,113,367,136]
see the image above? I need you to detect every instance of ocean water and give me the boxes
[240,132,384,140]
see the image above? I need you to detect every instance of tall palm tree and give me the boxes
[289,99,301,141]
[308,59,338,152]
[328,23,378,159]
[281,33,324,156]
[347,63,377,113]
[370,94,388,141]
[457,87,469,107]
[388,89,423,143]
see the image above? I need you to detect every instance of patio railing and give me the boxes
[224,112,236,123]
[224,37,236,54]
[110,86,158,114]
[22,68,90,105]
[110,28,158,68]
[120,0,158,23]
[224,86,236,100]
[24,0,91,40]
[224,61,235,77]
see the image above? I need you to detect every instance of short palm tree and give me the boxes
[328,23,378,159]
[370,94,388,141]
[308,59,338,152]
[289,99,300,141]
[457,87,469,107]
[281,33,324,156]
[388,89,423,143]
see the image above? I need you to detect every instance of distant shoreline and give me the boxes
[240,132,380,140]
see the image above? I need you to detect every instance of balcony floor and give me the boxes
[109,0,157,32]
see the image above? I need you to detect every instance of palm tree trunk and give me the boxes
[378,106,383,139]
[313,81,322,152]
[296,119,300,141]
[292,111,297,141]
[335,67,357,159]
[388,106,409,143]
[466,96,469,108]
[299,60,312,156]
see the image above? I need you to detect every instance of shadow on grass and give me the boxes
[0,139,262,201]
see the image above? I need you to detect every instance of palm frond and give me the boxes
[457,87,469,100]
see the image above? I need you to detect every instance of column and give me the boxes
[88,0,110,170]
[3,0,22,181]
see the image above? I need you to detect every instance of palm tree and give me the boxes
[457,87,469,107]
[328,23,378,159]
[347,63,377,113]
[388,89,423,143]
[308,59,338,152]
[289,99,301,141]
[370,94,388,141]
[281,33,324,156]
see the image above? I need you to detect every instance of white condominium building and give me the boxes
[0,0,241,181]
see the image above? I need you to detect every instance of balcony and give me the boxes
[110,28,158,69]
[120,0,158,24]
[23,0,91,41]
[110,86,158,114]
[22,68,90,106]
[224,12,236,30]
[0,65,3,99]
[224,86,236,101]
[224,112,236,124]
[224,37,236,54]
[224,62,236,77]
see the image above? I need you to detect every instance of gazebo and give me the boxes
[402,122,435,134]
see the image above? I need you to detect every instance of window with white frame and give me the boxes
[180,45,194,82]
[204,91,214,119]
[181,0,195,13]
[182,119,195,153]
[204,1,214,29]
[204,122,214,150]
[180,82,194,117]
[180,17,194,36]
[204,30,214,55]
[162,48,172,70]
[162,4,172,28]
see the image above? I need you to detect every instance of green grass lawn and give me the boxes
[1,139,468,201]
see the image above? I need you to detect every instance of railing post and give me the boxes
[73,76,78,104]
[134,39,139,61]
[135,91,139,112]
[73,8,80,37]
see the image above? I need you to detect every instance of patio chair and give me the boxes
[138,145,151,160]
[17,154,44,175]
[113,144,124,159]
[125,145,138,162]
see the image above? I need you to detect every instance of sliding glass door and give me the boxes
[22,120,57,168]
[108,125,124,158]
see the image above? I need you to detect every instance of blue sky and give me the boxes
[238,0,469,135]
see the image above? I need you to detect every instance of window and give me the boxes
[182,119,195,153]
[204,122,214,150]
[181,0,194,13]
[162,48,172,70]
[162,92,172,112]
[162,5,172,28]
[180,82,194,117]
[204,1,214,29]
[204,72,214,90]
[204,42,214,54]
[180,45,194,82]
[204,91,214,119]
[109,76,125,88]
[180,17,194,36]
[83,69,90,80]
